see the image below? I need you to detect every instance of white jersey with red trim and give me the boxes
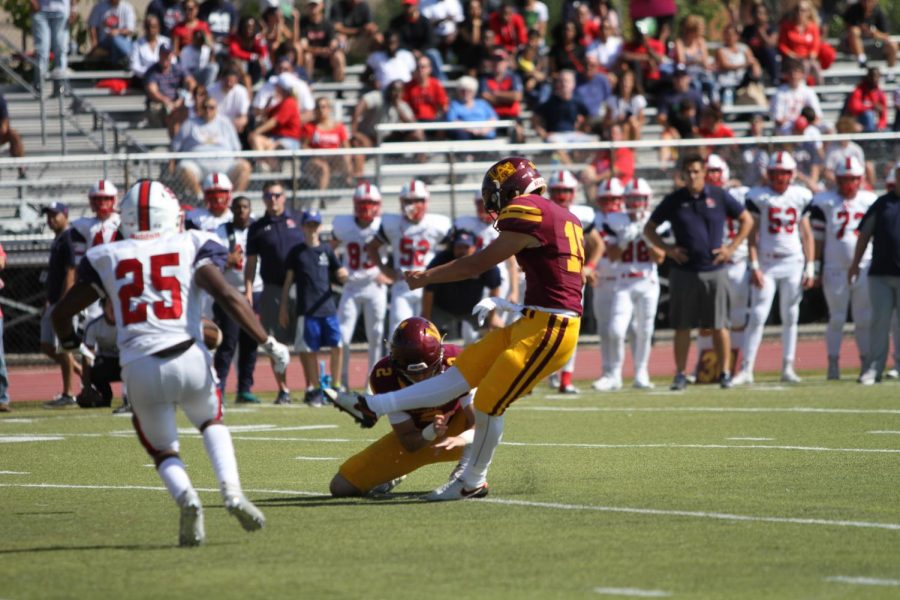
[604,213,659,279]
[332,215,383,286]
[377,213,451,271]
[746,184,812,262]
[593,211,625,283]
[186,207,233,233]
[724,186,749,263]
[569,204,596,235]
[81,230,227,366]
[454,215,509,283]
[70,214,122,261]
[808,190,877,270]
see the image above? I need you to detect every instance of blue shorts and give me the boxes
[297,314,342,352]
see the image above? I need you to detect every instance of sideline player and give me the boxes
[601,178,664,389]
[332,182,389,389]
[331,157,584,501]
[805,157,876,379]
[734,153,816,385]
[546,169,602,393]
[330,317,475,497]
[366,180,451,336]
[591,178,625,390]
[51,180,290,547]
[186,173,235,232]
[695,154,751,382]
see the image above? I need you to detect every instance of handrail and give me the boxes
[0,32,46,145]
[375,120,517,133]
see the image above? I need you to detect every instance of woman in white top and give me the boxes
[715,24,761,99]
[603,66,646,140]
[674,14,717,102]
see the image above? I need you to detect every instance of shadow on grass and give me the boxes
[254,491,432,507]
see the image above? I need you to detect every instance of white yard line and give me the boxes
[0,435,64,443]
[501,441,900,454]
[0,470,29,475]
[523,406,900,415]
[594,587,672,597]
[824,576,900,587]
[1,418,34,423]
[294,456,340,461]
[3,482,900,532]
[726,437,774,441]
[868,431,900,435]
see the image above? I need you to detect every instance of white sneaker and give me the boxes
[858,368,878,386]
[886,368,899,380]
[633,373,654,389]
[731,370,754,386]
[369,475,407,496]
[781,368,802,383]
[224,492,265,532]
[591,376,622,391]
[178,489,205,547]
[425,478,489,502]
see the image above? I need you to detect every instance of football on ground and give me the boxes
[201,318,222,350]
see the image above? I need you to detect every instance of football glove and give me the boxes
[261,336,291,374]
[472,297,524,327]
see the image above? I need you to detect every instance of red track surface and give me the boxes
[4,335,874,403]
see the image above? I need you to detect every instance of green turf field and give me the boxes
[2,377,900,599]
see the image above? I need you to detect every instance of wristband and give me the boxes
[750,260,760,270]
[585,262,596,270]
[421,424,437,441]
[804,261,815,280]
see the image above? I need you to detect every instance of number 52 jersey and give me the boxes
[376,213,451,272]
[78,230,228,366]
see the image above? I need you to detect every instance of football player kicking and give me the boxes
[734,153,816,385]
[330,157,584,501]
[330,317,475,497]
[805,157,877,379]
[366,180,452,337]
[51,180,290,547]
[332,182,390,389]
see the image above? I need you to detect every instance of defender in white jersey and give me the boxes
[332,182,389,389]
[70,180,123,323]
[734,152,816,385]
[186,172,235,232]
[695,155,752,381]
[366,179,451,337]
[600,178,663,390]
[805,156,877,379]
[547,169,602,393]
[591,177,625,390]
[51,180,289,548]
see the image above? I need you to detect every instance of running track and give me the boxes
[4,336,877,404]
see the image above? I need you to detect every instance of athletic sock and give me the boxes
[462,410,504,488]
[368,366,471,415]
[158,456,193,502]
[202,424,241,497]
[560,371,573,388]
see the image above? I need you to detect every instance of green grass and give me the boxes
[3,377,900,599]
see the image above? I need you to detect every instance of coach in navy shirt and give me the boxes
[244,181,304,404]
[851,165,900,383]
[644,154,753,390]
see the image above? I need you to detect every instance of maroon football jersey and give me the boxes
[368,344,464,429]
[496,194,585,315]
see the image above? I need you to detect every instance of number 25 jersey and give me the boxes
[376,213,451,272]
[746,184,812,262]
[78,230,228,366]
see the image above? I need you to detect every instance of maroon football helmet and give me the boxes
[390,317,444,382]
[481,156,546,216]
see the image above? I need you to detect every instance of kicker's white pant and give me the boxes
[123,344,220,455]
[592,277,617,377]
[823,266,871,360]
[338,281,388,389]
[608,276,659,380]
[726,261,751,330]
[388,280,422,339]
[742,260,804,372]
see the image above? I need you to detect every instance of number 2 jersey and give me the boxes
[369,344,471,429]
[807,190,877,269]
[496,194,585,315]
[331,215,383,286]
[78,230,227,366]
[745,184,812,263]
[376,213,451,272]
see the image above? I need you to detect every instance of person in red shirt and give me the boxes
[248,75,301,172]
[488,3,527,54]
[301,96,356,189]
[478,49,524,141]
[170,0,212,53]
[777,1,822,83]
[698,105,734,139]
[582,123,635,192]
[843,68,888,132]
[228,15,269,86]
[402,56,449,124]
[575,2,601,47]
[619,26,666,95]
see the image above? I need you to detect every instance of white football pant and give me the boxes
[388,280,422,339]
[742,261,803,372]
[338,281,388,389]
[823,267,871,360]
[608,276,659,380]
[592,277,617,377]
[726,261,751,331]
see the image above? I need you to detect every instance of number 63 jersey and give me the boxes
[745,184,813,264]
[78,230,228,366]
[376,213,451,272]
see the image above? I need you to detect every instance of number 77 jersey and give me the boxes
[78,230,228,366]
[746,184,813,262]
[807,189,877,269]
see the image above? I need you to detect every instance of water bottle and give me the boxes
[319,360,331,391]
[722,88,734,107]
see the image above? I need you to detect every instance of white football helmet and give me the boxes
[548,169,579,208]
[596,177,625,213]
[767,151,796,193]
[88,180,118,219]
[705,154,730,186]
[119,180,183,240]
[835,156,865,178]
[400,179,429,221]
[353,181,382,221]
[202,172,233,214]
[624,177,652,217]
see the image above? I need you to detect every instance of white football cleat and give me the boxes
[858,368,878,386]
[781,368,802,383]
[731,370,754,386]
[178,489,205,547]
[224,492,265,532]
[592,376,622,392]
[885,368,899,380]
[425,477,489,502]
[548,372,560,389]
[369,475,407,496]
[633,372,655,389]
